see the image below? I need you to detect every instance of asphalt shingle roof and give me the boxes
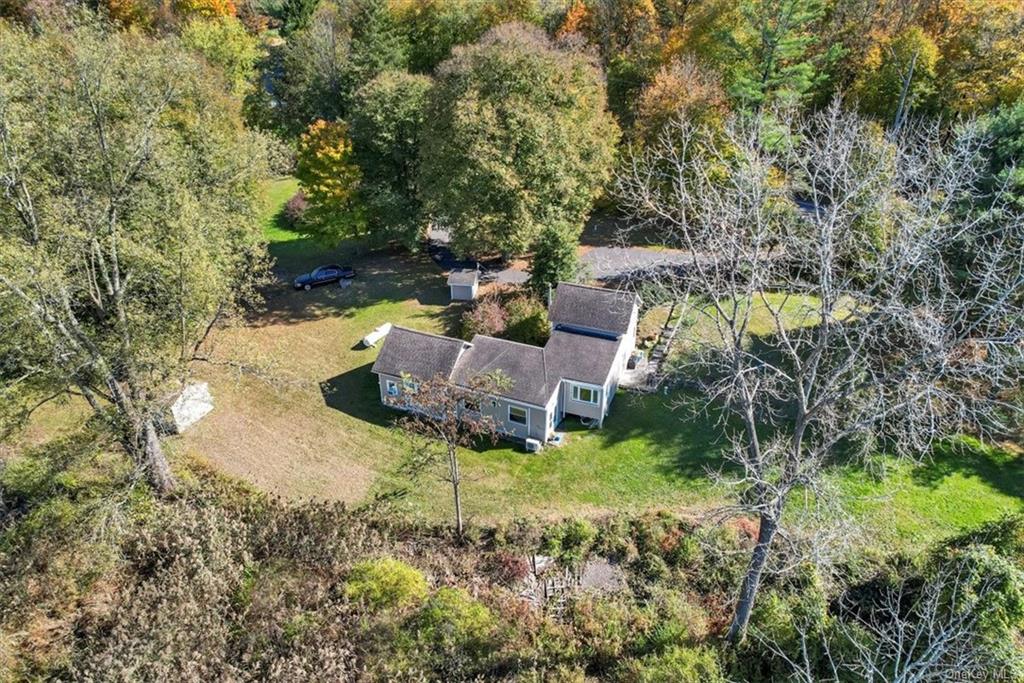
[447,269,479,286]
[450,336,553,406]
[373,283,640,408]
[543,330,620,386]
[371,327,469,381]
[548,283,638,337]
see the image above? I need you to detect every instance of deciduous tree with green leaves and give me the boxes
[0,18,272,494]
[349,70,432,248]
[181,16,262,95]
[419,23,619,258]
[851,26,939,129]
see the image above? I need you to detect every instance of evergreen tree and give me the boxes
[280,0,319,35]
[528,224,580,297]
[719,0,827,109]
[348,0,409,86]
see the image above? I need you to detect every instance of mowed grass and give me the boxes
[156,177,1024,547]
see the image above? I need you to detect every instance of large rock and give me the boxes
[168,382,214,433]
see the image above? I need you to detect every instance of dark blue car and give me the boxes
[293,264,356,290]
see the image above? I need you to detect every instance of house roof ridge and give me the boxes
[468,334,544,352]
[391,325,471,346]
[557,281,639,299]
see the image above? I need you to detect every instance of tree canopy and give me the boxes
[349,69,433,248]
[419,23,619,258]
[0,17,272,493]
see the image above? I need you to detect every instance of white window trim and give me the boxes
[571,383,600,405]
[402,377,419,393]
[385,379,399,397]
[508,405,528,426]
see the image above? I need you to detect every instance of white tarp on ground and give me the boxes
[169,382,214,433]
[362,322,392,348]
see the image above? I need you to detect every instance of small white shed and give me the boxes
[447,269,479,301]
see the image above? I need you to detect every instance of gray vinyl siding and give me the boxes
[379,371,551,443]
[560,382,604,421]
[480,397,548,441]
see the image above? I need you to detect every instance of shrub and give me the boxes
[460,291,549,346]
[541,519,596,568]
[617,645,725,683]
[639,591,710,653]
[344,557,428,610]
[417,587,495,651]
[567,596,647,672]
[487,551,531,586]
[461,295,508,339]
[413,587,498,679]
[627,552,668,593]
[282,191,308,229]
[594,516,637,563]
[504,294,549,346]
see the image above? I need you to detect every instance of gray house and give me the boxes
[371,283,640,444]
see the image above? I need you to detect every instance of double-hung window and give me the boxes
[385,380,399,397]
[508,405,528,425]
[572,384,599,405]
[402,377,419,394]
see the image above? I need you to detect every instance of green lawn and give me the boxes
[125,177,1024,548]
[262,176,300,242]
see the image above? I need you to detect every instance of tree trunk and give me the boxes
[143,417,176,495]
[448,444,463,538]
[102,374,177,496]
[726,512,780,643]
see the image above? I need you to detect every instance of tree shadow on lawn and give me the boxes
[252,248,453,328]
[318,367,731,487]
[598,390,737,482]
[581,213,676,250]
[910,437,1024,502]
[460,390,735,488]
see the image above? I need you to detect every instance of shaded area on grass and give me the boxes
[320,361,393,427]
[912,437,1024,502]
[254,252,455,328]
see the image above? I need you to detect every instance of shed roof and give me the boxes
[371,326,469,381]
[447,269,479,286]
[548,283,638,337]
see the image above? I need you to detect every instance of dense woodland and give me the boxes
[1,0,1023,680]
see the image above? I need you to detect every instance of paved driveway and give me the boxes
[427,228,696,285]
[426,229,529,285]
[580,246,694,281]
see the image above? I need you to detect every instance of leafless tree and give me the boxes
[391,372,508,537]
[615,103,1024,642]
[753,549,1022,682]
